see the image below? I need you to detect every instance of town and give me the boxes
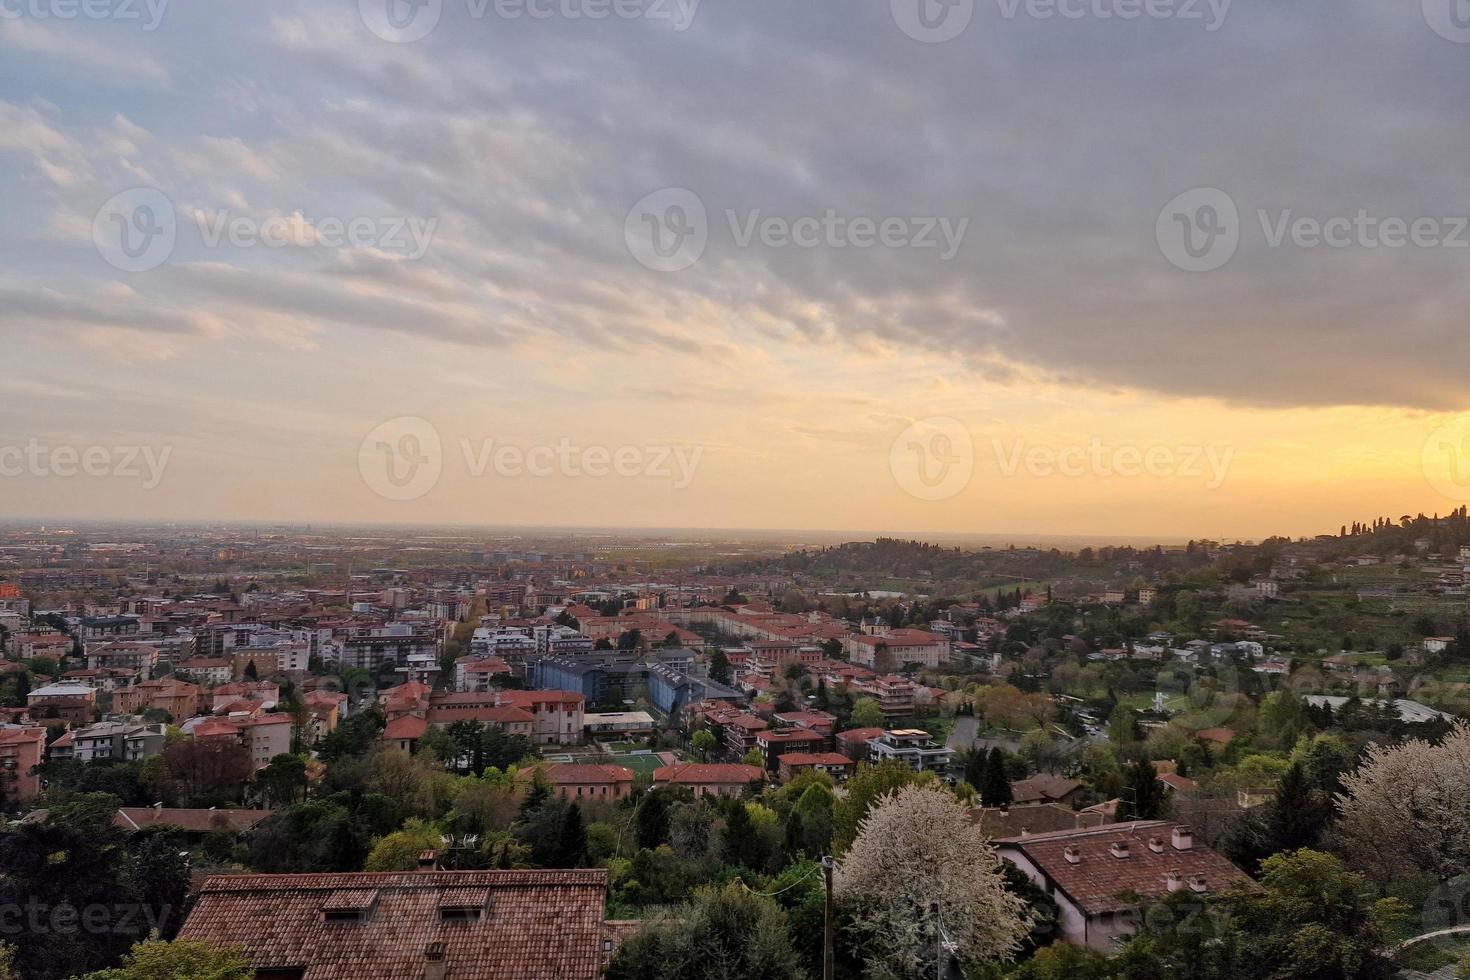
[1,515,1468,978]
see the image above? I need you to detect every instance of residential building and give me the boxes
[866,729,954,774]
[996,822,1251,950]
[850,675,918,720]
[176,869,622,979]
[115,678,203,720]
[653,762,764,798]
[453,655,511,693]
[777,752,856,781]
[85,642,160,678]
[174,657,234,685]
[755,728,826,771]
[26,683,97,725]
[1010,775,1086,807]
[845,629,952,670]
[722,713,768,757]
[48,721,166,763]
[533,763,636,802]
[971,802,1108,839]
[835,726,885,762]
[0,727,46,802]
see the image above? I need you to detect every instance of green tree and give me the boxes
[256,753,309,808]
[606,883,803,980]
[365,818,444,871]
[691,730,717,761]
[831,761,928,855]
[1119,758,1165,820]
[77,939,252,980]
[850,697,885,729]
[785,783,835,858]
[980,747,1013,807]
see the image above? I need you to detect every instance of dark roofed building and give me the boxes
[177,869,620,979]
[995,821,1251,951]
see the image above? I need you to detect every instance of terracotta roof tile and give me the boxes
[178,870,613,979]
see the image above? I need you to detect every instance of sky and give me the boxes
[3,0,1470,540]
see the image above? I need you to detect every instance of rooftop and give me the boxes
[177,870,614,980]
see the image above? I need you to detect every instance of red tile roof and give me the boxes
[996,821,1251,915]
[539,764,634,786]
[177,870,614,980]
[653,763,764,786]
[384,715,429,740]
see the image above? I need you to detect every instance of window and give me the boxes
[439,907,483,924]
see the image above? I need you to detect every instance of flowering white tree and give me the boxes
[835,784,1031,979]
[1335,722,1470,881]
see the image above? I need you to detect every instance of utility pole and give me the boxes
[821,855,835,980]
[931,901,942,980]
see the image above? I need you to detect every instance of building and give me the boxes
[755,728,827,771]
[845,629,951,670]
[652,762,764,798]
[533,763,636,802]
[115,678,203,721]
[1010,775,1086,807]
[849,675,918,720]
[996,822,1252,950]
[176,869,622,979]
[646,663,743,717]
[85,642,160,678]
[971,802,1108,839]
[0,727,46,802]
[777,752,856,781]
[835,726,885,762]
[174,657,234,685]
[866,729,953,774]
[26,683,97,725]
[722,713,768,757]
[583,711,656,739]
[48,721,166,763]
[453,655,511,693]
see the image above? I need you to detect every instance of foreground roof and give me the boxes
[996,821,1251,915]
[178,869,613,980]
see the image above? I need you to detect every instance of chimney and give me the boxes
[1109,840,1131,859]
[1165,870,1183,892]
[417,849,438,870]
[1064,845,1082,864]
[1171,826,1194,851]
[1188,874,1208,894]
[1148,836,1166,853]
[424,942,447,980]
